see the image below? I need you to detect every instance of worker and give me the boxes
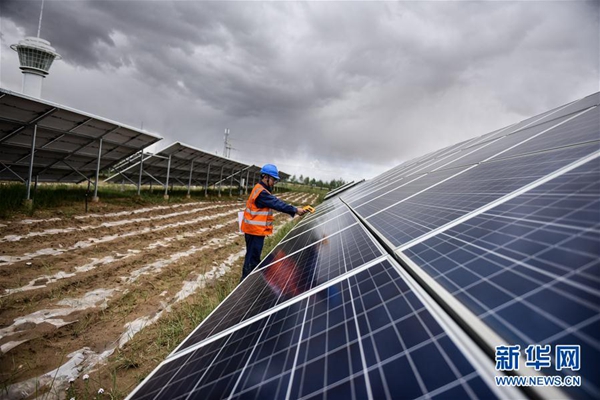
[240,164,307,281]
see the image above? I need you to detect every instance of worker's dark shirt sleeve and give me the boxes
[255,183,297,217]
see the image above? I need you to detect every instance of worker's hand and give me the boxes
[296,207,307,216]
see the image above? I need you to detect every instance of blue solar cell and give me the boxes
[130,259,502,400]
[130,316,271,400]
[402,158,600,399]
[449,115,585,169]
[413,342,460,391]
[498,108,599,160]
[279,211,357,251]
[531,92,599,126]
[293,201,348,230]
[347,262,495,398]
[366,143,598,248]
[473,93,598,145]
[376,355,424,399]
[352,166,466,213]
[173,224,384,352]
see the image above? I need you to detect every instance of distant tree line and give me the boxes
[286,175,347,190]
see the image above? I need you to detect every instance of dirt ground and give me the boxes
[0,191,318,399]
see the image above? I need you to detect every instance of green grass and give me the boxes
[262,218,299,258]
[0,180,327,220]
[0,183,242,219]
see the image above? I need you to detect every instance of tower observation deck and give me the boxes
[10,36,61,98]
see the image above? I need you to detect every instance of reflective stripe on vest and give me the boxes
[245,208,272,216]
[241,183,274,236]
[242,218,274,226]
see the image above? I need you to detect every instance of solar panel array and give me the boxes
[107,142,290,191]
[127,92,599,399]
[0,88,162,183]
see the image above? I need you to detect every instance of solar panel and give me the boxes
[364,144,598,249]
[0,88,162,183]
[129,258,513,400]
[128,92,598,399]
[401,158,600,398]
[107,141,290,194]
[172,222,386,352]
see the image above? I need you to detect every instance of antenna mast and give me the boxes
[37,0,45,38]
[223,128,232,158]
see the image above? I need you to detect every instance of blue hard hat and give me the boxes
[260,164,280,180]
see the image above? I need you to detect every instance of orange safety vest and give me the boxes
[241,183,274,236]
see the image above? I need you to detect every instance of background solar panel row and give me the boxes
[107,141,290,189]
[0,88,161,183]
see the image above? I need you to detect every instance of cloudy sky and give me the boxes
[1,1,598,183]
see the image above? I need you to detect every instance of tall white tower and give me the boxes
[10,0,61,98]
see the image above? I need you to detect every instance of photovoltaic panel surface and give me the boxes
[481,92,599,143]
[351,166,467,214]
[129,259,504,400]
[276,218,358,255]
[402,157,600,398]
[446,107,599,170]
[364,143,598,249]
[173,223,385,351]
[280,210,356,246]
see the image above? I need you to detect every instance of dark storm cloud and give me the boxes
[1,0,598,180]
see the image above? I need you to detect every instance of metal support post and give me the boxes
[164,155,172,199]
[25,124,38,204]
[137,151,144,195]
[187,160,194,198]
[229,169,233,196]
[204,163,211,197]
[218,166,224,197]
[92,138,103,202]
[245,169,250,194]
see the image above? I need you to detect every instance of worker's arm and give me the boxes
[256,191,304,217]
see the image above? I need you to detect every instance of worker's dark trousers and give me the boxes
[241,233,265,281]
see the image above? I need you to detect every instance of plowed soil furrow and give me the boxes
[0,194,298,242]
[1,217,239,297]
[0,192,308,399]
[0,218,240,311]
[0,211,288,329]
[0,231,244,355]
[73,201,230,222]
[0,212,287,396]
[0,203,241,250]
[0,206,243,264]
[0,201,239,238]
